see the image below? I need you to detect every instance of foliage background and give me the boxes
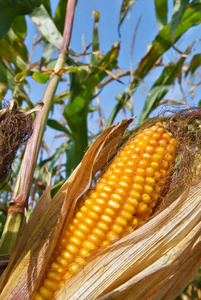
[0,0,200,298]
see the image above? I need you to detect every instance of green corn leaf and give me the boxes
[30,4,62,49]
[54,0,67,34]
[64,96,88,177]
[139,60,185,123]
[185,53,201,76]
[108,2,201,126]
[47,119,72,136]
[11,16,27,40]
[154,0,168,30]
[0,29,28,70]
[32,71,51,84]
[40,41,58,68]
[63,42,119,176]
[170,0,189,41]
[0,59,16,92]
[0,0,41,39]
[139,43,192,122]
[91,11,100,66]
[42,0,51,17]
[118,0,137,33]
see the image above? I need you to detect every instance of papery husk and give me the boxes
[55,179,201,300]
[0,118,133,300]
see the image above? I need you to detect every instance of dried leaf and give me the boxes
[0,118,133,299]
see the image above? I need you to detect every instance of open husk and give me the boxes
[0,118,133,299]
[0,114,201,300]
[55,181,201,300]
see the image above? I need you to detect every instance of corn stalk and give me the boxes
[0,0,77,255]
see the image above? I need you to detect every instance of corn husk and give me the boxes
[0,117,201,300]
[0,118,133,299]
[56,182,201,300]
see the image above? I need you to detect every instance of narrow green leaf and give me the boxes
[170,0,189,41]
[0,36,28,70]
[51,180,65,198]
[0,59,30,102]
[47,119,72,136]
[107,91,132,128]
[64,96,88,176]
[185,53,201,76]
[63,42,119,176]
[109,2,201,126]
[40,42,57,68]
[0,59,15,91]
[14,69,31,82]
[118,0,137,33]
[54,0,67,34]
[39,143,67,168]
[91,11,100,66]
[0,0,41,39]
[139,48,190,123]
[32,71,51,83]
[42,0,51,17]
[30,4,62,49]
[0,211,7,238]
[53,90,70,103]
[84,42,120,95]
[11,16,27,40]
[136,3,201,79]
[154,0,168,30]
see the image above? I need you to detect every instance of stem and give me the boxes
[60,0,76,55]
[0,0,76,254]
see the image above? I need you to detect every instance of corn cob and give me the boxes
[34,123,177,300]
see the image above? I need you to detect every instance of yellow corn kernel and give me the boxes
[106,231,119,242]
[119,210,133,221]
[68,263,79,273]
[39,286,53,299]
[34,123,177,299]
[79,248,90,258]
[135,167,146,176]
[34,292,46,300]
[142,194,152,203]
[136,202,148,214]
[74,256,86,266]
[110,224,123,234]
[144,185,154,194]
[50,262,64,274]
[82,240,96,251]
[43,279,59,292]
[46,271,62,282]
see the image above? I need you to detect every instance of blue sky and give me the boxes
[25,0,159,127]
[23,0,201,156]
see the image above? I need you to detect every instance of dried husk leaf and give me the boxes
[55,179,201,300]
[0,118,133,300]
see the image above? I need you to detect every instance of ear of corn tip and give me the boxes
[34,123,177,300]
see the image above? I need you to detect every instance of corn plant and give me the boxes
[0,0,200,299]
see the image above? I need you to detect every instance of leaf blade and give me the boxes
[0,0,41,39]
[154,0,168,30]
[118,0,137,32]
[30,4,62,49]
[110,2,201,125]
[139,59,186,123]
[170,0,190,41]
